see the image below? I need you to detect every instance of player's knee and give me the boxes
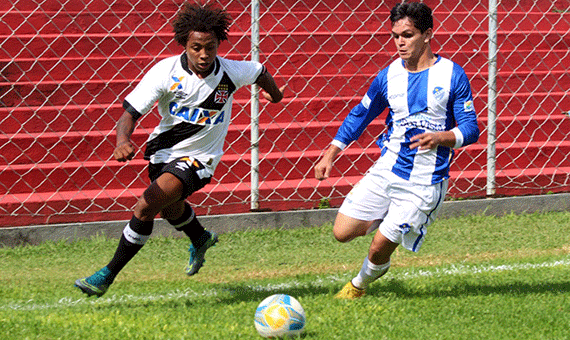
[333,227,354,243]
[159,201,186,221]
[134,196,161,221]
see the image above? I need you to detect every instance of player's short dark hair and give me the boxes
[172,2,232,46]
[390,2,433,33]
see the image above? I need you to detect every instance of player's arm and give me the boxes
[315,74,387,181]
[113,110,137,162]
[255,68,285,103]
[115,60,166,162]
[314,144,342,180]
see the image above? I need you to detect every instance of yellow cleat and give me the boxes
[335,281,365,299]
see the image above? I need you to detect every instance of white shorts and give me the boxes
[338,168,448,252]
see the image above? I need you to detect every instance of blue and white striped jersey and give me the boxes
[332,55,479,185]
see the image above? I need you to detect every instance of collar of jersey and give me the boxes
[180,53,221,77]
[400,54,442,72]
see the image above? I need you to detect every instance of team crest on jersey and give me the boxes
[214,84,229,104]
[433,86,446,101]
[399,223,412,235]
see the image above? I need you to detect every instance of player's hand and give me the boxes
[314,145,341,180]
[314,158,333,180]
[261,85,286,103]
[410,131,456,150]
[409,132,439,150]
[114,141,135,162]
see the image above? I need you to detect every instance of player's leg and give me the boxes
[74,172,184,297]
[161,200,218,276]
[334,169,390,299]
[106,172,184,269]
[336,225,398,299]
[156,157,216,276]
[338,177,448,299]
[332,213,375,243]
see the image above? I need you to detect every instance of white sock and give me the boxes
[351,257,390,290]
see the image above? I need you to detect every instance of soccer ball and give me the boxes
[254,294,306,338]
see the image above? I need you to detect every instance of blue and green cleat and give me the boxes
[185,231,218,276]
[74,266,115,297]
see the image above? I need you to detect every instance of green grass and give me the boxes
[1,211,570,339]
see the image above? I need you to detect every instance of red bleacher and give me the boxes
[1,0,569,227]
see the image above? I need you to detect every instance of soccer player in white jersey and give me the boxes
[314,2,479,299]
[75,3,284,297]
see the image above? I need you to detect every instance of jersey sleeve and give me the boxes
[123,59,170,118]
[450,63,480,147]
[333,70,389,149]
[222,58,264,89]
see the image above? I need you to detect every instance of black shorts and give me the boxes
[148,157,212,199]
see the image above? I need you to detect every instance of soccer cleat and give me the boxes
[334,281,366,299]
[74,266,115,297]
[185,231,218,276]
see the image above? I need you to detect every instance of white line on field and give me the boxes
[2,257,569,312]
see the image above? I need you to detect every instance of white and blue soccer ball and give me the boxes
[254,294,306,338]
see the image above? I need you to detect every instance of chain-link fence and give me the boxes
[1,0,569,227]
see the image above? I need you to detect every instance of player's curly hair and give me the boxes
[390,2,433,33]
[172,2,232,46]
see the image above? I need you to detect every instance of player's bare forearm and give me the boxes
[114,112,137,162]
[409,130,456,150]
[255,70,284,103]
[314,144,342,180]
[116,112,136,146]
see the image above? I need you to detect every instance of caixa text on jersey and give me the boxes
[169,102,225,125]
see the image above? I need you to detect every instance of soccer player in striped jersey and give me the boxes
[314,2,479,299]
[75,2,284,297]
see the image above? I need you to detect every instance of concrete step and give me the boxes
[0,121,341,164]
[2,76,567,121]
[5,48,569,86]
[0,104,157,134]
[10,0,556,15]
[3,113,569,165]
[2,166,569,227]
[4,27,569,60]
[4,5,567,36]
[3,139,568,195]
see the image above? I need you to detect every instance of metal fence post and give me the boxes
[487,0,498,196]
[250,0,260,209]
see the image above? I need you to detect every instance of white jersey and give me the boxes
[333,55,479,185]
[124,54,264,175]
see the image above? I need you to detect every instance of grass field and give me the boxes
[1,211,570,339]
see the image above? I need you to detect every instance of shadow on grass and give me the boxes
[367,279,570,299]
[78,273,570,310]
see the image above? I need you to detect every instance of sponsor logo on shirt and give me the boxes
[171,76,188,99]
[397,112,446,132]
[170,76,184,90]
[388,92,406,101]
[169,102,225,125]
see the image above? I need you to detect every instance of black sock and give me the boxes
[168,203,208,247]
[106,216,153,276]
